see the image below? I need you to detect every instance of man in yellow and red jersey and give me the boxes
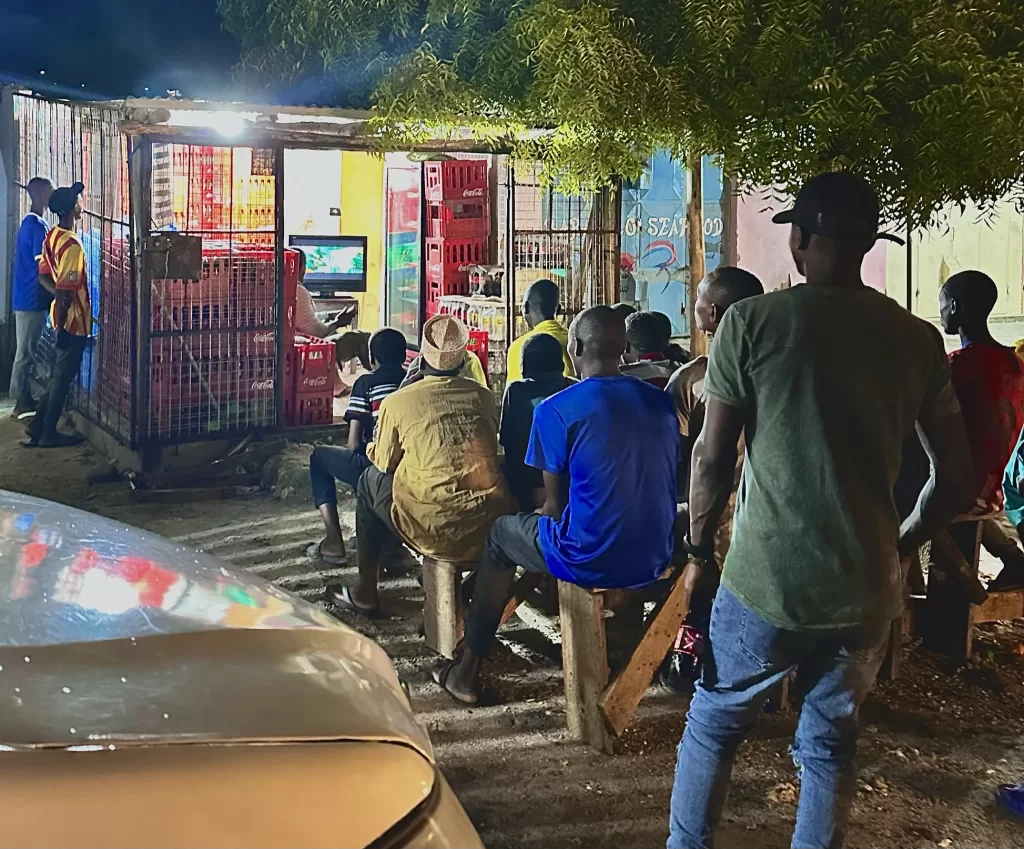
[25,182,90,448]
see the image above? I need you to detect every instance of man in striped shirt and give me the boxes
[25,182,89,449]
[307,328,408,565]
[620,311,676,388]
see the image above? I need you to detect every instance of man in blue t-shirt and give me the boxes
[434,305,679,705]
[9,177,54,417]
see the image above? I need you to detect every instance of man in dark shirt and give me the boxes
[500,333,574,511]
[307,328,406,565]
[10,177,53,417]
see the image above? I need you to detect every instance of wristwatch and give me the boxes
[681,532,715,564]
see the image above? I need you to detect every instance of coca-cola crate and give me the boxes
[293,336,336,396]
[425,277,468,317]
[239,355,278,401]
[468,329,489,375]
[425,237,488,286]
[150,354,241,406]
[286,391,334,427]
[426,200,489,239]
[425,160,488,203]
[150,275,232,333]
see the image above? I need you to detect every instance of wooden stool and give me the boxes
[420,556,545,659]
[557,568,692,753]
[923,514,1024,658]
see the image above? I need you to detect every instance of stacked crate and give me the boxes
[283,335,336,427]
[147,247,301,437]
[424,160,489,317]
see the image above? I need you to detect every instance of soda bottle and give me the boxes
[661,590,713,695]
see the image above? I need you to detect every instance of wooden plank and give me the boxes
[878,616,903,681]
[599,570,691,737]
[499,572,544,627]
[423,559,460,660]
[972,589,1024,624]
[558,581,612,753]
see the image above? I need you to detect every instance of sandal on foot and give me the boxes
[306,540,348,566]
[432,660,479,706]
[326,584,380,619]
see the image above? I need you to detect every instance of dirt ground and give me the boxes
[2,407,1024,848]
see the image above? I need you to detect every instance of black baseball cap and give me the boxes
[772,172,905,246]
[48,182,84,216]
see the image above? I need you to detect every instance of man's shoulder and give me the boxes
[668,356,708,388]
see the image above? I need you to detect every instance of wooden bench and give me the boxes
[557,568,692,753]
[922,513,1024,658]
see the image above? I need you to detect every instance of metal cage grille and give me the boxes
[144,143,281,442]
[11,95,135,445]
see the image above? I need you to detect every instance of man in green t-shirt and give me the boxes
[668,173,975,849]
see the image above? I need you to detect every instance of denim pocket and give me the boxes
[710,586,777,674]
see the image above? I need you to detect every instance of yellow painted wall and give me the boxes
[886,198,1024,322]
[340,152,385,330]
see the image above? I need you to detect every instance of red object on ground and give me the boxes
[284,335,335,426]
[424,160,488,203]
[468,329,489,375]
[426,200,489,239]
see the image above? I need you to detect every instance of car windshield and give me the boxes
[0,490,338,647]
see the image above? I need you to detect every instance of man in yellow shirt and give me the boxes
[25,182,90,449]
[505,279,573,382]
[326,314,513,616]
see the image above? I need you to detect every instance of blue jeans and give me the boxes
[668,586,890,849]
[309,445,372,508]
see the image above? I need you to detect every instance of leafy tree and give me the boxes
[219,0,1024,228]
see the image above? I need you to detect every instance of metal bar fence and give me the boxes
[11,94,135,445]
[142,141,282,443]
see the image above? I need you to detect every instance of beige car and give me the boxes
[0,490,483,849]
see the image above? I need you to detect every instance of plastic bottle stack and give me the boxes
[424,160,490,318]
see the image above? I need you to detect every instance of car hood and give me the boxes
[0,490,431,758]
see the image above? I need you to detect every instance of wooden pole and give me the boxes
[686,151,707,356]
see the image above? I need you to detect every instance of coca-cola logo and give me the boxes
[253,332,274,343]
[307,350,324,360]
[304,376,329,387]
[463,188,485,198]
[251,379,274,391]
[458,264,474,272]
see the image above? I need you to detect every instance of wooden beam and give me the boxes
[973,589,1024,624]
[423,558,462,660]
[686,151,707,357]
[599,570,691,737]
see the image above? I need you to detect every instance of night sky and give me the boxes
[0,0,240,99]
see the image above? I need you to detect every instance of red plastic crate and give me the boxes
[425,237,488,286]
[293,336,336,396]
[426,200,489,239]
[424,160,488,202]
[468,329,489,375]
[287,392,334,427]
[150,275,232,333]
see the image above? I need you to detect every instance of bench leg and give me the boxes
[924,524,981,659]
[423,559,461,659]
[877,616,903,681]
[558,581,612,754]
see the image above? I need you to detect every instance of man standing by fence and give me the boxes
[9,178,54,419]
[24,182,90,449]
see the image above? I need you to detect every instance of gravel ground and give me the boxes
[2,406,1024,848]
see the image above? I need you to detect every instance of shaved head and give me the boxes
[939,270,998,335]
[695,267,764,335]
[523,278,560,327]
[569,305,626,374]
[701,267,764,309]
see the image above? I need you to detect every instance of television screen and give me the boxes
[288,235,368,293]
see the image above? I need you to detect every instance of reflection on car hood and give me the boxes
[0,491,431,757]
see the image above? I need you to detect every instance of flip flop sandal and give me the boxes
[305,540,348,566]
[996,784,1024,819]
[432,660,479,706]
[326,584,381,619]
